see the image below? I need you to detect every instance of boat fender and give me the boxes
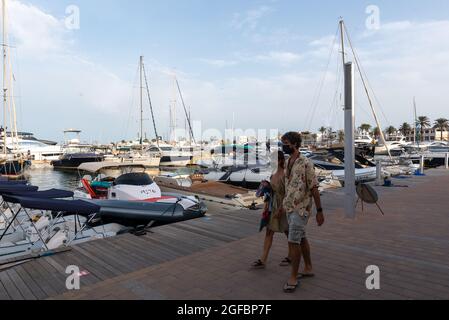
[46,230,68,250]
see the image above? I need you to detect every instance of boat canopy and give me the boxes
[0,185,39,194]
[114,172,154,186]
[2,196,101,216]
[1,189,74,199]
[0,179,28,185]
[78,162,147,173]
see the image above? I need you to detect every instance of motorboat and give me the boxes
[5,137,62,163]
[51,130,104,170]
[310,149,378,182]
[0,145,31,178]
[154,173,265,208]
[74,162,207,228]
[202,164,273,190]
[374,141,405,156]
[0,186,130,261]
[428,141,449,153]
[110,149,161,168]
[149,143,192,167]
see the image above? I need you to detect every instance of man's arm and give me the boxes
[305,160,325,227]
[311,186,325,226]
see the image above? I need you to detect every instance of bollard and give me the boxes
[445,153,449,169]
[376,160,383,186]
[420,155,425,175]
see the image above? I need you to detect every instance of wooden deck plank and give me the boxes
[32,258,70,295]
[13,265,47,300]
[0,269,23,300]
[109,235,169,264]
[5,268,36,300]
[72,243,123,277]
[82,241,137,274]
[21,260,59,298]
[0,276,11,300]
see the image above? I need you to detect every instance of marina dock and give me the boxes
[1,169,449,300]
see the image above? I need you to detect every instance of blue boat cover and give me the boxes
[0,185,39,195]
[1,195,101,216]
[0,180,28,185]
[1,189,74,199]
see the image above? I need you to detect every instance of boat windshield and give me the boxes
[114,173,154,186]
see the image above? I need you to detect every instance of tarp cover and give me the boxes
[1,196,100,216]
[2,189,74,199]
[0,180,28,185]
[0,185,39,194]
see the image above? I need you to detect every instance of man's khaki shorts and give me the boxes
[287,212,310,244]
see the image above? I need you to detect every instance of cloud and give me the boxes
[5,0,449,142]
[7,0,71,56]
[255,51,302,66]
[5,0,133,142]
[230,5,274,31]
[200,59,239,68]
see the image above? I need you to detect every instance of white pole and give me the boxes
[139,56,143,151]
[344,62,356,219]
[2,0,7,156]
[376,160,383,186]
[420,155,425,175]
[445,153,448,169]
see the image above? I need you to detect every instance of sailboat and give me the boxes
[115,56,161,168]
[0,0,30,178]
[149,75,193,167]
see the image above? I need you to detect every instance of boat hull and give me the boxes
[87,198,207,228]
[0,160,31,176]
[51,154,104,171]
[160,156,192,167]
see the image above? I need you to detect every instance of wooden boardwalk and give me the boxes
[1,169,449,300]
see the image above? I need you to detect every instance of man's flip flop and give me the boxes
[283,282,299,293]
[280,257,292,267]
[298,273,315,279]
[251,259,266,269]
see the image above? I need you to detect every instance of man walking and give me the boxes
[281,132,325,293]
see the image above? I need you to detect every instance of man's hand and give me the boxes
[316,212,325,227]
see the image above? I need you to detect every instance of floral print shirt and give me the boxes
[283,155,318,216]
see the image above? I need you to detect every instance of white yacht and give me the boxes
[6,137,62,163]
[149,143,192,167]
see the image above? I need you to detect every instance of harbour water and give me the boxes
[25,166,200,191]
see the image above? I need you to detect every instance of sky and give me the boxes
[2,0,449,143]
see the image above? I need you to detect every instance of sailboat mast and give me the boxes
[414,97,420,147]
[2,0,7,156]
[139,56,144,150]
[339,19,345,66]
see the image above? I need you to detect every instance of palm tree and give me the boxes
[372,127,381,139]
[359,123,372,134]
[337,130,345,143]
[434,118,449,141]
[327,127,333,147]
[385,126,397,139]
[416,116,431,142]
[319,127,327,145]
[301,131,312,146]
[399,123,412,137]
[311,134,318,146]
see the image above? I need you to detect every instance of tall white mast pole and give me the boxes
[140,56,144,151]
[341,19,356,219]
[2,0,7,156]
[339,18,345,66]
